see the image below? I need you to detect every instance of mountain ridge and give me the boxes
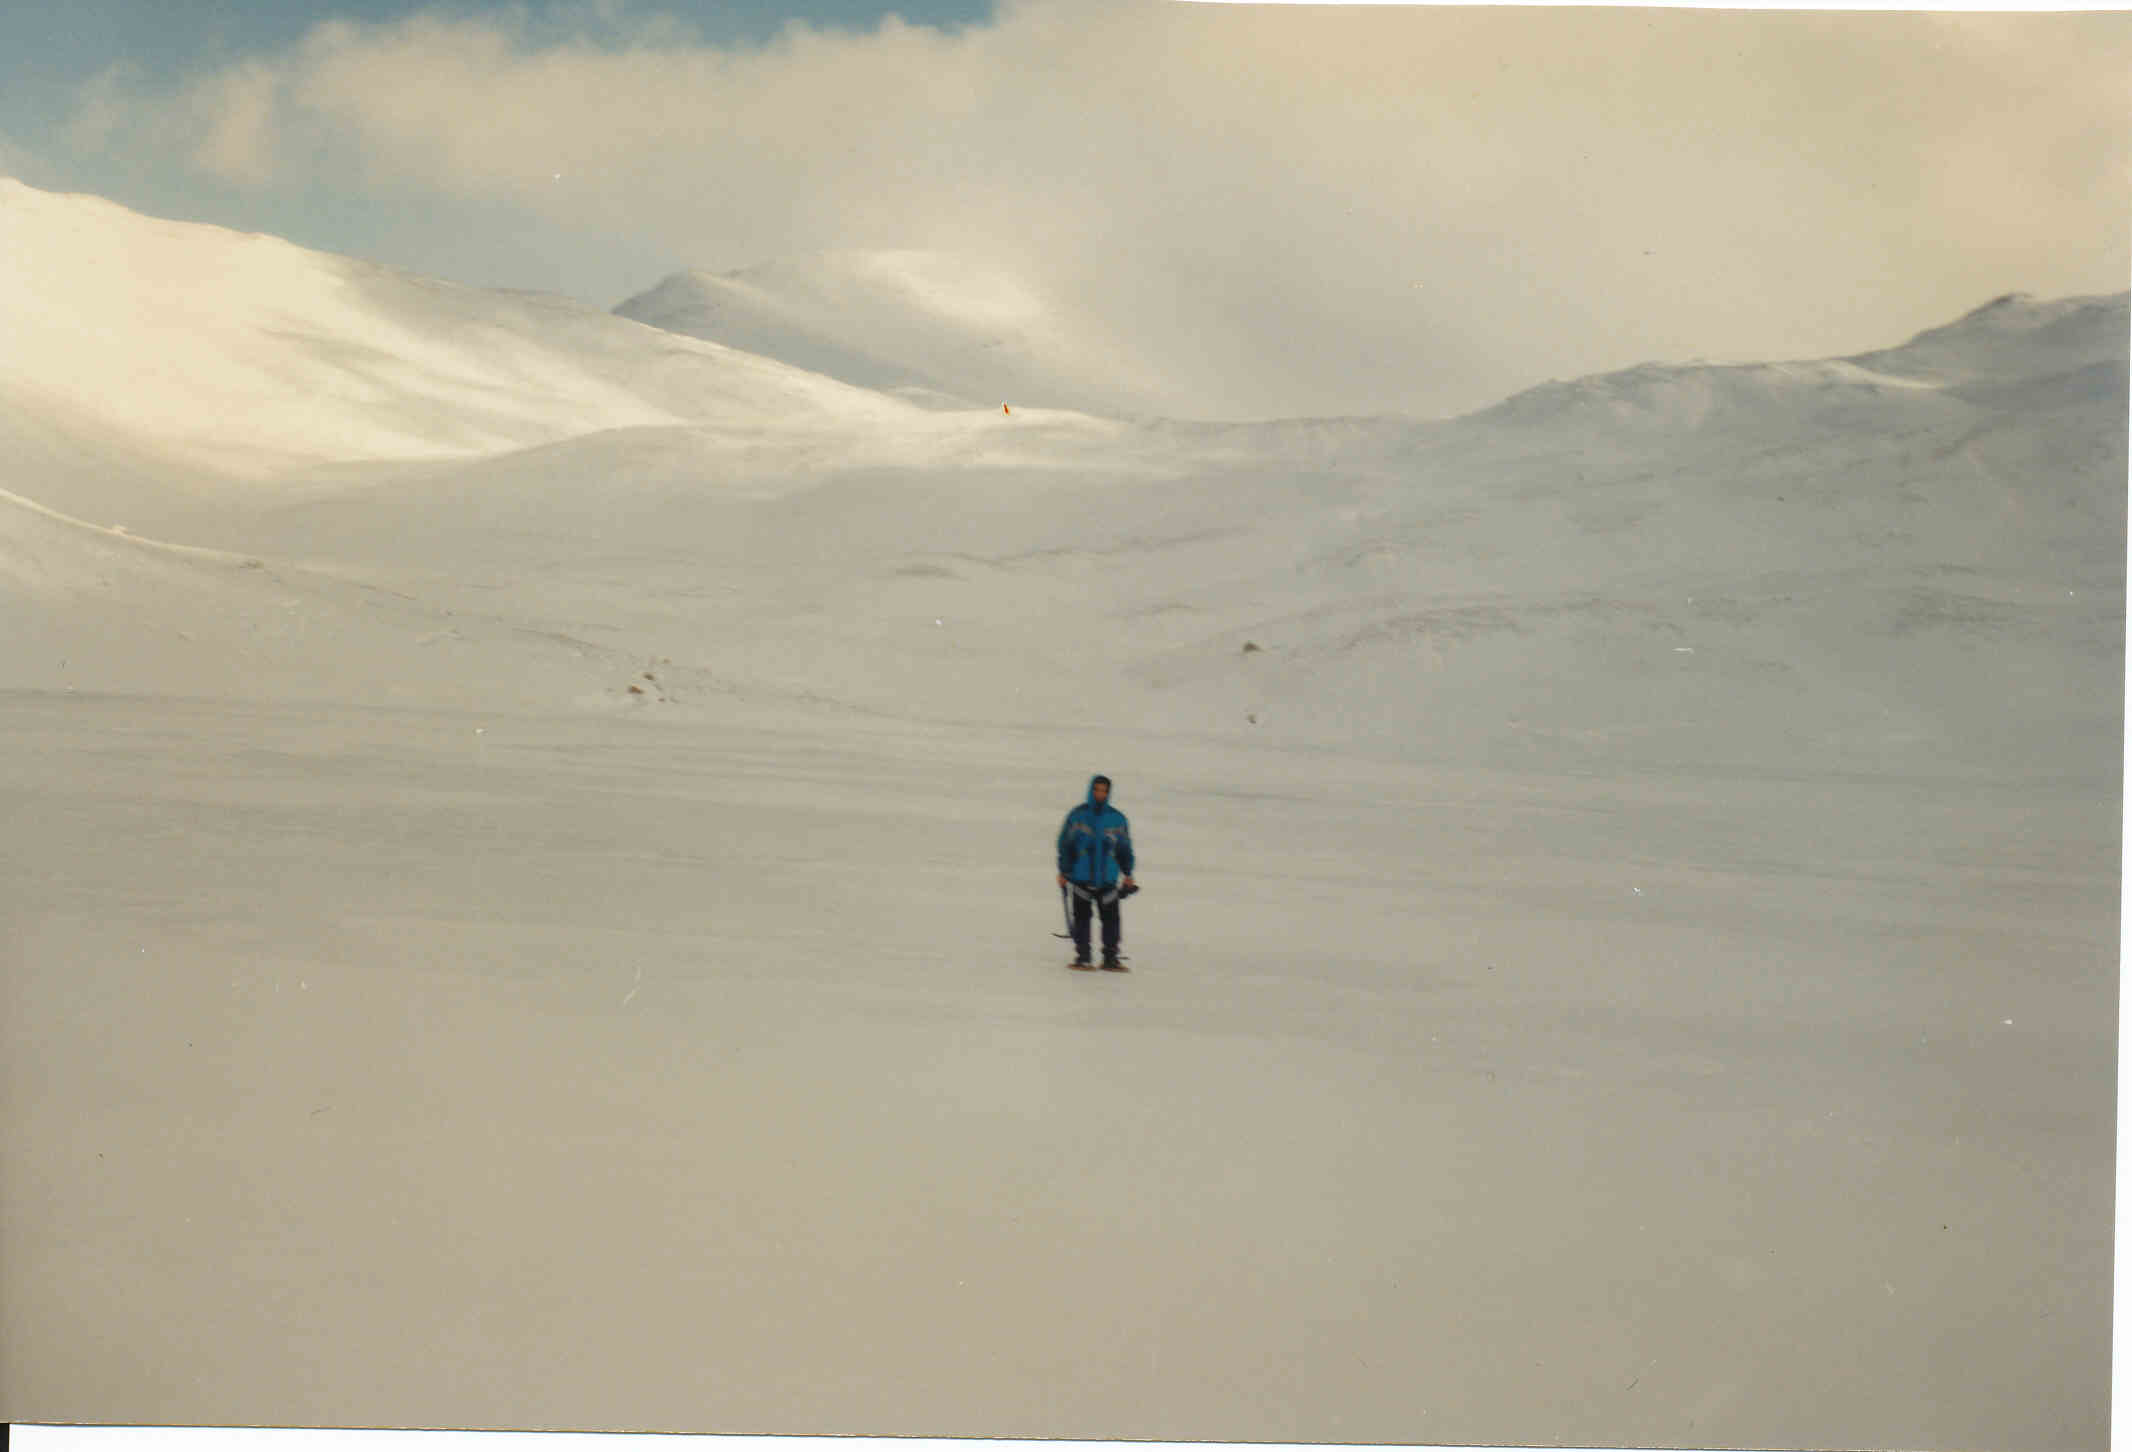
[0,176,926,484]
[613,250,1179,419]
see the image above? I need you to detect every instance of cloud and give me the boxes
[66,56,283,188]
[0,127,48,182]
[58,0,2132,419]
[187,62,283,186]
[65,61,141,158]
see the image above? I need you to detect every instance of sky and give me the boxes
[4,0,2129,419]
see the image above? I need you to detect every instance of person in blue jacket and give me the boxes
[1056,774,1135,970]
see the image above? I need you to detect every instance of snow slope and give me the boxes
[0,174,2118,783]
[1468,292,2127,442]
[1149,294,2129,774]
[615,251,1182,417]
[0,178,930,482]
[0,484,647,710]
[194,288,2117,778]
[2,176,2119,781]
[1860,289,2130,384]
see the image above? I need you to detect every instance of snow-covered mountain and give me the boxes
[0,174,2121,776]
[1153,290,2127,770]
[614,251,1181,417]
[0,177,929,484]
[1468,292,2128,442]
[1859,289,2130,385]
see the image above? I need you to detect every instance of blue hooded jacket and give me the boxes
[1057,775,1134,886]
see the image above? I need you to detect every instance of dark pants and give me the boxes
[1070,883,1122,958]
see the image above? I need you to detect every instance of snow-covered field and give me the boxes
[1,178,2121,1450]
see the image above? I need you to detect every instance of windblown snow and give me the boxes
[0,176,2120,1452]
[614,250,1181,416]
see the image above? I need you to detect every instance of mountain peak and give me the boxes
[1859,290,2128,384]
[616,251,1176,417]
[1967,291,2038,316]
